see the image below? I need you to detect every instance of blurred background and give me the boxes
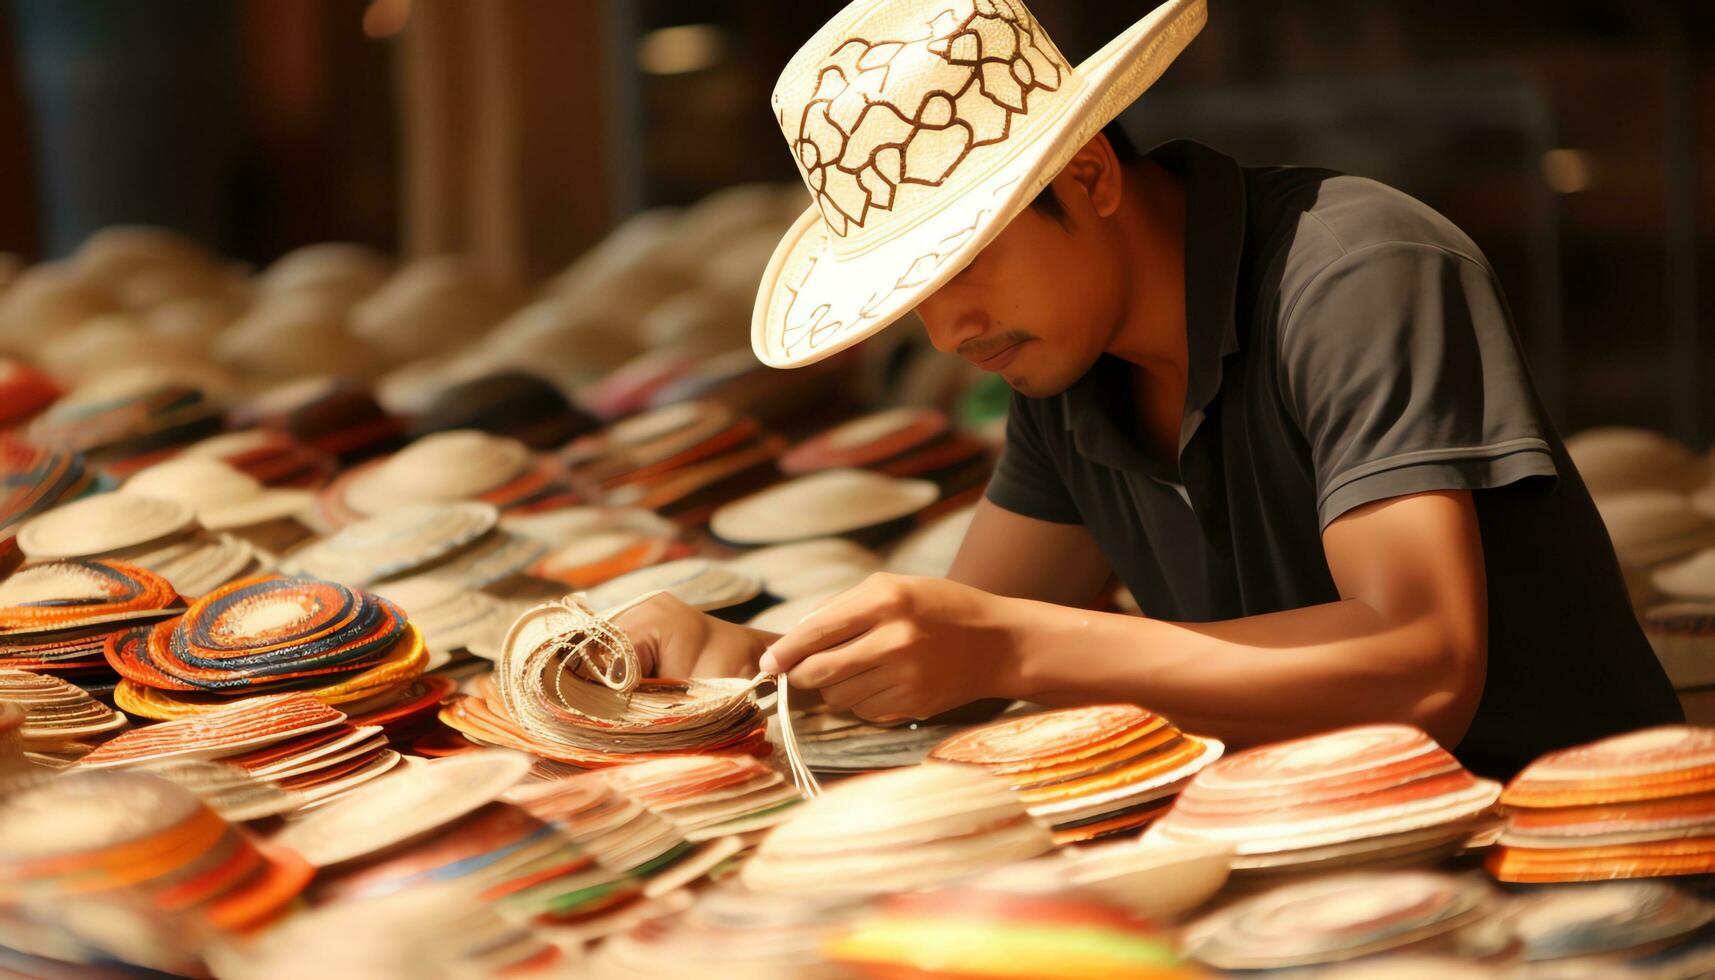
[0,0,1712,440]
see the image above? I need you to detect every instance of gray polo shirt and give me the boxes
[986,140,1681,778]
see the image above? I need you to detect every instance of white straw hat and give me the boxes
[282,501,500,586]
[726,538,882,599]
[342,430,532,516]
[710,469,938,545]
[122,457,313,530]
[751,0,1207,367]
[16,493,195,560]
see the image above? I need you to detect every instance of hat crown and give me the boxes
[773,0,1069,249]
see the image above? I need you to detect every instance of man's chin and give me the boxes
[1005,375,1067,399]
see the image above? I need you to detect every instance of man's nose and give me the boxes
[916,293,987,354]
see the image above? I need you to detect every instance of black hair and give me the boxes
[1029,119,1141,226]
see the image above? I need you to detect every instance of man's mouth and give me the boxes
[966,339,1028,372]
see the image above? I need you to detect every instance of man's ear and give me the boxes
[1061,131,1123,219]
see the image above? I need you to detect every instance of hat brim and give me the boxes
[752,0,1208,369]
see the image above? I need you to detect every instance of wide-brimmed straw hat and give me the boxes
[752,0,1207,368]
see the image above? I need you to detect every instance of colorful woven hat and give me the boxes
[0,559,182,634]
[102,575,426,721]
[76,692,347,770]
[602,754,803,841]
[0,769,313,931]
[25,367,224,470]
[240,375,405,464]
[1488,725,1715,883]
[1146,724,1500,876]
[751,0,1208,366]
[0,439,109,542]
[931,704,1222,845]
[180,428,337,489]
[1181,871,1507,971]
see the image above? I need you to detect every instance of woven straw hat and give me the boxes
[123,457,313,530]
[751,0,1207,367]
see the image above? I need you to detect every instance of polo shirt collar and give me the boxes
[1059,139,1247,478]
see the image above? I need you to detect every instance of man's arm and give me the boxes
[764,489,1487,750]
[946,499,1112,606]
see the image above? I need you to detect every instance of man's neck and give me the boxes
[1107,159,1190,468]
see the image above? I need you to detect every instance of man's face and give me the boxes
[913,172,1129,398]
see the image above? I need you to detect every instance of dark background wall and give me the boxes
[3,0,1712,442]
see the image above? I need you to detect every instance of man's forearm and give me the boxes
[996,595,1483,750]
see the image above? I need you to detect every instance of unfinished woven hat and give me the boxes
[751,0,1207,367]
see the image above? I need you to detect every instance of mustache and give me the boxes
[956,330,1036,360]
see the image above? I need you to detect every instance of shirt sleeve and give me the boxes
[983,393,1084,525]
[1280,241,1557,530]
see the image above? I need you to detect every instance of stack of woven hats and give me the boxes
[1146,724,1501,882]
[565,401,787,527]
[0,559,184,696]
[283,501,546,590]
[930,705,1223,845]
[16,492,263,599]
[0,770,315,934]
[103,575,426,721]
[78,692,402,811]
[26,368,224,476]
[1488,725,1715,882]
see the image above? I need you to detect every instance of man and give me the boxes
[618,0,1681,776]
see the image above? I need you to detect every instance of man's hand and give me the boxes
[758,573,1024,722]
[609,592,769,680]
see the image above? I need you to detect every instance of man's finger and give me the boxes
[817,665,893,712]
[784,635,888,691]
[849,689,914,724]
[760,583,892,673]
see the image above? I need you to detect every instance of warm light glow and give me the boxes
[1541,148,1597,194]
[363,0,412,39]
[637,24,728,76]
